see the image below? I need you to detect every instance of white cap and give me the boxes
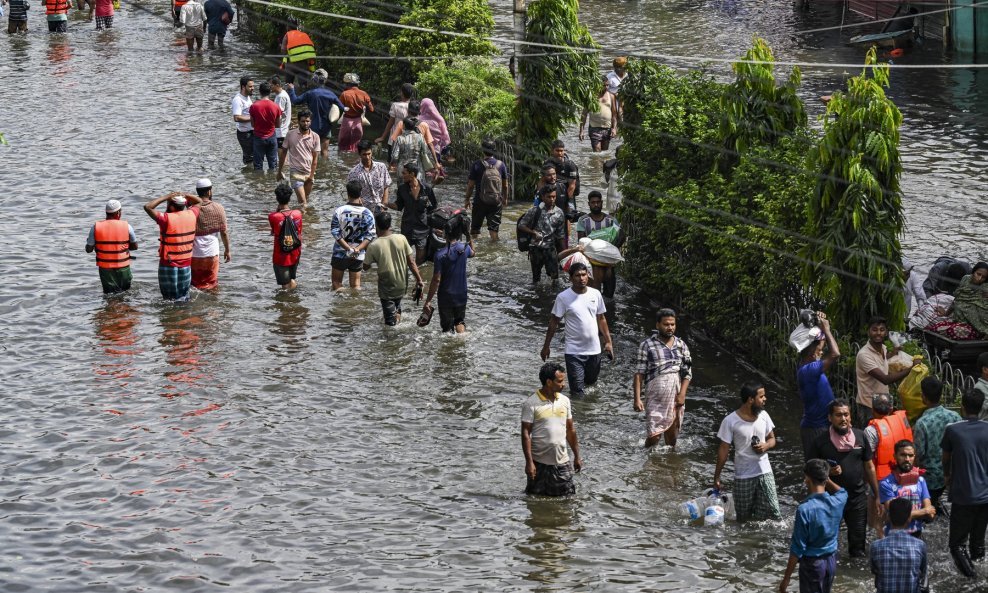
[902,256,913,271]
[105,199,122,213]
[170,196,188,206]
[196,178,212,189]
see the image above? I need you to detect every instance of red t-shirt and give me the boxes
[269,209,303,266]
[249,99,283,140]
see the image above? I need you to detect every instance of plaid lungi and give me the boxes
[733,472,782,522]
[158,265,192,301]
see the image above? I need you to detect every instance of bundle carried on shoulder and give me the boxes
[579,237,623,266]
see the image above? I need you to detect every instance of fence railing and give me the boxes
[440,106,515,198]
[740,296,973,408]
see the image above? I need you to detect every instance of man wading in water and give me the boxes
[521,362,583,496]
[634,308,691,448]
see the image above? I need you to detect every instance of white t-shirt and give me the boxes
[192,233,220,258]
[520,390,572,466]
[716,410,775,479]
[551,287,606,355]
[273,89,291,139]
[231,93,253,133]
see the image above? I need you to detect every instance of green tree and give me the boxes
[515,0,599,197]
[719,37,806,169]
[802,47,906,334]
[416,57,516,145]
[389,0,497,75]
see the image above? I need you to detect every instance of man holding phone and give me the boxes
[714,381,782,522]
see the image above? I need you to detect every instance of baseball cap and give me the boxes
[105,199,122,213]
[196,178,212,189]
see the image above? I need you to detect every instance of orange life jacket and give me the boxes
[284,30,316,64]
[159,209,197,264]
[46,0,71,16]
[94,219,131,269]
[869,410,913,481]
[174,0,189,9]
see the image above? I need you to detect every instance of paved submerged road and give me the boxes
[0,0,985,591]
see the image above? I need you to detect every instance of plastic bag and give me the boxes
[898,363,930,424]
[888,351,914,373]
[560,253,594,278]
[588,224,620,245]
[579,237,624,266]
[888,331,908,347]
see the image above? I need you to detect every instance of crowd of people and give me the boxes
[71,11,988,591]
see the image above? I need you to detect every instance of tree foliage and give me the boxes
[388,0,497,75]
[618,40,815,343]
[802,47,906,333]
[515,0,599,196]
[416,57,516,145]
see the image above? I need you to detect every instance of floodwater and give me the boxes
[0,0,985,591]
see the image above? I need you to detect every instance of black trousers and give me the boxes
[236,130,253,165]
[843,490,868,557]
[950,502,988,560]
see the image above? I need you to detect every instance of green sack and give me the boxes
[588,224,620,245]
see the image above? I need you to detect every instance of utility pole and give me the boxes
[513,0,526,91]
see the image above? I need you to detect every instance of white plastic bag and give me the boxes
[579,237,624,266]
[560,253,594,278]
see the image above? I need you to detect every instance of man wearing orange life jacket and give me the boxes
[144,191,202,301]
[280,22,316,83]
[863,394,913,538]
[86,200,138,294]
[44,0,71,33]
[172,0,188,27]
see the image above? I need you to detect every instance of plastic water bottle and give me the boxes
[680,498,704,520]
[704,504,725,526]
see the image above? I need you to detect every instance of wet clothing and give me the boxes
[434,242,472,309]
[913,405,961,491]
[157,265,192,301]
[394,181,437,245]
[288,86,345,139]
[365,234,414,301]
[330,204,375,261]
[269,209,302,267]
[470,199,502,234]
[564,353,601,399]
[526,461,575,497]
[7,0,29,21]
[807,428,873,557]
[637,332,691,439]
[878,474,931,535]
[870,530,927,593]
[203,0,233,34]
[521,390,573,466]
[98,267,133,294]
[190,255,219,290]
[347,161,392,212]
[732,472,782,522]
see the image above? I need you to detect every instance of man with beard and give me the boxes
[386,163,436,265]
[878,440,935,538]
[807,399,881,558]
[277,110,320,208]
[634,308,691,449]
[713,381,782,522]
[576,190,624,298]
[518,185,566,284]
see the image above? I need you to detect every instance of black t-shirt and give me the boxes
[808,427,874,496]
[394,182,437,239]
[941,419,988,505]
[534,180,571,214]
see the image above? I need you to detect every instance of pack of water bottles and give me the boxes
[679,488,736,526]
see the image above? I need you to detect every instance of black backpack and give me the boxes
[516,206,541,252]
[278,211,301,253]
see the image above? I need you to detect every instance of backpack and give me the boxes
[477,159,503,206]
[278,211,301,253]
[429,205,469,238]
[516,206,541,253]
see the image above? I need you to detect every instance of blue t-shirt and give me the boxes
[330,204,376,261]
[790,488,848,558]
[797,360,834,429]
[434,242,472,308]
[288,87,345,137]
[878,475,930,534]
[203,0,234,32]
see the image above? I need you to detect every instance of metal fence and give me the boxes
[741,297,974,408]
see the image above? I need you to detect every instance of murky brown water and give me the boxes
[1,0,985,590]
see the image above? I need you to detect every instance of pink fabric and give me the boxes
[829,426,856,452]
[418,98,450,152]
[337,117,363,153]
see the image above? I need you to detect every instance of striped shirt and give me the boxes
[8,0,30,20]
[635,331,692,384]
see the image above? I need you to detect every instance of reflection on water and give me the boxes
[267,290,310,357]
[520,498,577,588]
[92,298,142,384]
[157,305,208,398]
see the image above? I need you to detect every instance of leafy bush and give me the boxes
[388,0,497,74]
[415,57,516,145]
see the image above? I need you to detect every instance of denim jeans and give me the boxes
[564,353,601,398]
[252,134,278,171]
[236,130,253,164]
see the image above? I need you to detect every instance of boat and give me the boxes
[848,29,915,48]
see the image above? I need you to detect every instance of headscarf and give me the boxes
[417,98,450,152]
